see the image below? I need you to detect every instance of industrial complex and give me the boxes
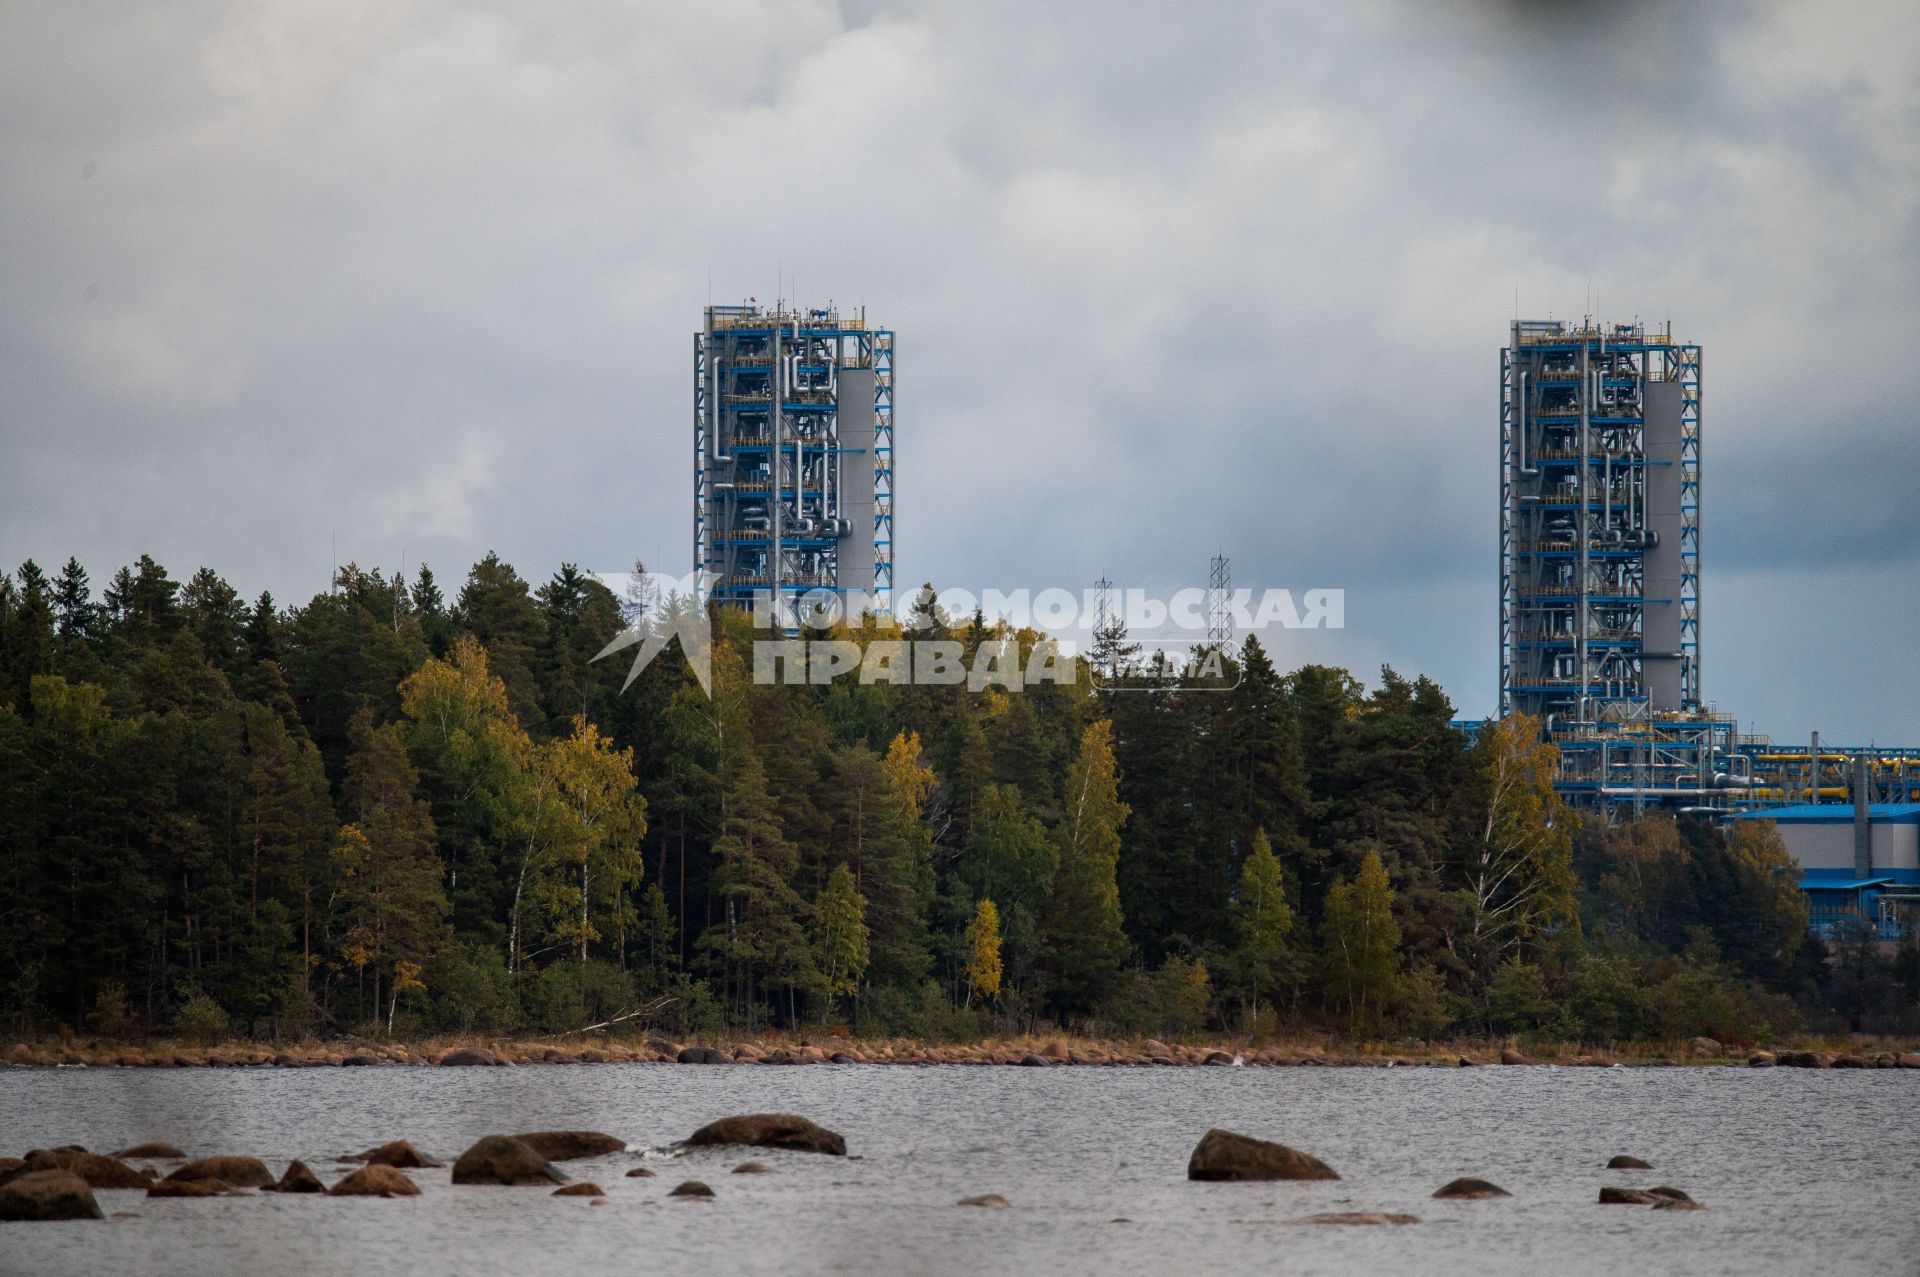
[1497,318,1919,938]
[694,302,894,625]
[683,304,1915,939]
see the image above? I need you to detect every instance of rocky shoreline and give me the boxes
[7,1035,1919,1071]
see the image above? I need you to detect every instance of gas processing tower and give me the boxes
[1500,318,1700,729]
[694,302,894,624]
[1497,318,1918,821]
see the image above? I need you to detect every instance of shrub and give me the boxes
[174,987,230,1044]
[90,981,132,1040]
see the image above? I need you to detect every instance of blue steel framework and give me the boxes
[694,303,893,623]
[1499,319,1700,726]
[1490,322,1917,822]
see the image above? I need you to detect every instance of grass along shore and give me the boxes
[6,1033,1919,1070]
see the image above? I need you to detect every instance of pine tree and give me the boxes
[863,731,937,991]
[699,750,815,1024]
[52,558,96,641]
[1041,719,1131,1016]
[1229,827,1295,1016]
[1319,849,1401,1035]
[339,711,450,1029]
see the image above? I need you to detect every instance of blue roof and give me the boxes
[1732,803,1920,823]
[1799,877,1896,891]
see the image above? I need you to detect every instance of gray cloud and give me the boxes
[2,0,1915,741]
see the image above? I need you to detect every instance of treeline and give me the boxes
[0,554,1912,1045]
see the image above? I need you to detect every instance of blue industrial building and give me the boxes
[1729,803,1920,941]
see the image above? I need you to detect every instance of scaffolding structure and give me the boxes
[1492,318,1919,821]
[1500,318,1700,727]
[695,302,893,625]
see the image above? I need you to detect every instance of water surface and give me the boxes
[1,1063,1914,1275]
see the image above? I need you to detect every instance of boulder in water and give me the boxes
[552,1182,603,1197]
[669,1180,716,1198]
[147,1178,230,1198]
[19,1149,148,1189]
[265,1161,326,1193]
[1288,1212,1419,1226]
[328,1165,420,1197]
[958,1194,1011,1208]
[113,1142,185,1160]
[1648,1186,1694,1202]
[686,1114,846,1156]
[1432,1177,1510,1200]
[1606,1155,1652,1170]
[0,1170,104,1220]
[511,1131,625,1162]
[164,1156,273,1188]
[1748,1052,1777,1068]
[438,1047,503,1066]
[1652,1197,1707,1211]
[347,1140,441,1169]
[1187,1129,1339,1182]
[677,1046,726,1065]
[1499,1047,1531,1065]
[625,1167,656,1178]
[450,1135,566,1186]
[1599,1186,1660,1204]
[731,1162,771,1174]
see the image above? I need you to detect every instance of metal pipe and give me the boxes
[1517,371,1535,475]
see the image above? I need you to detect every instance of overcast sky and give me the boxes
[3,0,1916,742]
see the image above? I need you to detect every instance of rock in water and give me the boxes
[163,1156,274,1188]
[438,1047,501,1066]
[731,1162,771,1174]
[328,1165,421,1197]
[669,1181,716,1198]
[348,1140,441,1169]
[265,1161,326,1193]
[1201,1051,1235,1066]
[1648,1187,1694,1202]
[1017,1053,1052,1067]
[685,1114,846,1156]
[958,1194,1011,1208]
[511,1131,626,1162]
[624,1167,656,1178]
[1748,1052,1777,1068]
[19,1149,149,1189]
[1288,1212,1419,1226]
[1652,1197,1707,1211]
[1605,1155,1653,1170]
[677,1046,726,1065]
[450,1136,566,1186]
[0,1170,104,1221]
[1499,1047,1531,1065]
[1598,1186,1660,1204]
[149,1179,232,1197]
[552,1183,603,1197]
[1432,1177,1510,1200]
[1187,1130,1339,1182]
[113,1142,185,1160]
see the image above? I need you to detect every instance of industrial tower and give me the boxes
[694,302,894,624]
[1499,319,1700,726]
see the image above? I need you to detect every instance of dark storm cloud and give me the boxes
[1,0,1915,740]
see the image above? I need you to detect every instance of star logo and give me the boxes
[591,570,716,696]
